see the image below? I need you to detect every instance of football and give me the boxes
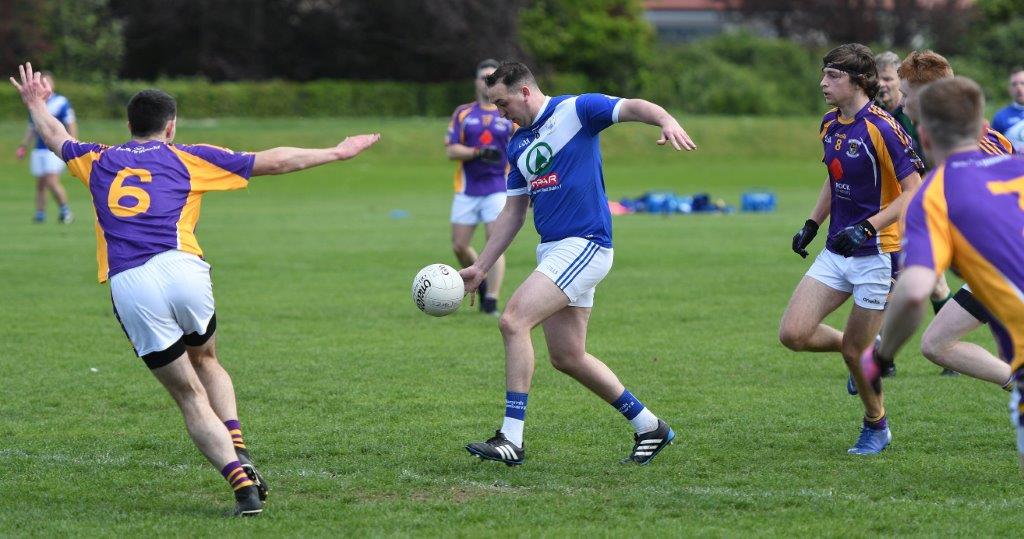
[411,263,464,316]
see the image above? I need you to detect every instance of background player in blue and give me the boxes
[991,67,1024,153]
[781,44,922,456]
[444,59,513,315]
[15,70,76,224]
[458,61,696,466]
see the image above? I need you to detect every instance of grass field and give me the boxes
[0,115,1018,536]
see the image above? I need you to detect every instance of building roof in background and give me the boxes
[643,0,733,11]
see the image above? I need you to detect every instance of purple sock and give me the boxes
[865,415,887,430]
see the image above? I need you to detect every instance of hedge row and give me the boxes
[0,35,1013,120]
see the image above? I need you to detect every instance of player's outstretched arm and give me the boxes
[251,133,381,176]
[616,99,697,151]
[459,195,529,293]
[9,63,72,156]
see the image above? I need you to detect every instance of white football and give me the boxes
[412,263,464,316]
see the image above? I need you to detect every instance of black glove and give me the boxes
[476,146,503,165]
[791,219,819,258]
[831,219,876,257]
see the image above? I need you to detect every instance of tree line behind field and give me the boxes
[0,0,1020,118]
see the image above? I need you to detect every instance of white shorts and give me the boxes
[805,249,898,310]
[30,148,65,176]
[110,250,216,362]
[450,192,506,225]
[535,237,613,308]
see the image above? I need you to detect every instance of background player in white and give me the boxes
[15,70,76,224]
[445,59,513,315]
[459,61,696,466]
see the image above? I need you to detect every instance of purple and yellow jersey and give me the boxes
[446,102,513,197]
[60,139,254,283]
[819,102,923,256]
[981,126,1014,156]
[902,150,1024,370]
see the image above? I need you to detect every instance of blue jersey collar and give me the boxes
[528,96,552,129]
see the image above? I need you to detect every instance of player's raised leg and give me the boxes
[465,271,569,465]
[150,353,262,516]
[921,297,1013,388]
[542,306,672,465]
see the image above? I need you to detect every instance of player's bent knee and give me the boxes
[778,327,808,351]
[549,351,584,373]
[920,328,947,362]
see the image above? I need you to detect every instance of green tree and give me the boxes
[520,0,653,95]
[962,0,1024,79]
[42,0,123,81]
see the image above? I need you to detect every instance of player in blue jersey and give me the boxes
[458,61,696,466]
[781,44,923,455]
[15,71,76,224]
[991,67,1024,153]
[445,59,514,315]
[862,76,1024,470]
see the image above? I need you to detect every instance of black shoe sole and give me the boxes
[465,445,523,466]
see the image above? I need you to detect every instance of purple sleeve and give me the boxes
[61,140,105,163]
[446,106,468,145]
[879,120,922,179]
[575,93,622,135]
[176,144,254,180]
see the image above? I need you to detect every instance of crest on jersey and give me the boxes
[483,115,493,127]
[846,139,861,158]
[526,142,554,175]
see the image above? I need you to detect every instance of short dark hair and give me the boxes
[484,61,536,89]
[127,89,177,137]
[476,58,499,75]
[1011,66,1024,78]
[823,43,880,99]
[919,76,984,150]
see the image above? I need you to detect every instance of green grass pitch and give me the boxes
[0,115,1018,536]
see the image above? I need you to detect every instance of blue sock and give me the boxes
[500,391,528,446]
[34,210,45,222]
[505,391,527,420]
[59,204,69,214]
[612,389,644,420]
[612,389,660,433]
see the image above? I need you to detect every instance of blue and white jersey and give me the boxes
[29,93,76,150]
[506,94,623,248]
[992,102,1024,153]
